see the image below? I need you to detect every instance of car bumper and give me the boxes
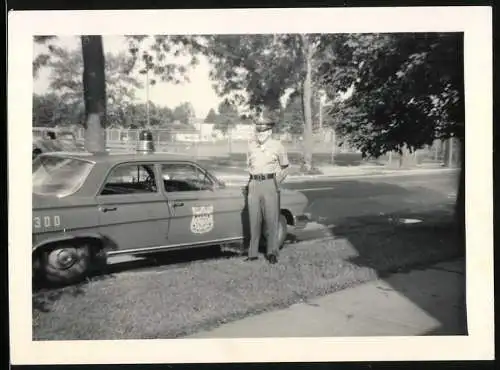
[293,213,311,229]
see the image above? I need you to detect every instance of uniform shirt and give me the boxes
[247,137,289,176]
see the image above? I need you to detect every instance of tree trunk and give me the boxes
[330,129,336,164]
[398,145,417,168]
[447,137,454,167]
[81,36,107,153]
[301,35,314,171]
[455,138,465,252]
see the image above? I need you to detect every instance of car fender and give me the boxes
[32,232,119,255]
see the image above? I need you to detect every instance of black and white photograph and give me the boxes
[8,6,493,364]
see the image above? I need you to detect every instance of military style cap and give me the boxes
[255,119,275,132]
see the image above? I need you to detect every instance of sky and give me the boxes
[32,36,223,119]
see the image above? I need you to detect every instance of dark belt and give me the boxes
[249,173,275,181]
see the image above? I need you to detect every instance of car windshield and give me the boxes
[32,155,94,197]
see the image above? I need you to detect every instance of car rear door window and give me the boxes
[101,163,158,195]
[161,163,213,192]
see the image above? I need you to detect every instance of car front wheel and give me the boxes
[277,214,288,249]
[260,214,288,251]
[39,242,92,285]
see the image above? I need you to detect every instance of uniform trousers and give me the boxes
[247,176,280,259]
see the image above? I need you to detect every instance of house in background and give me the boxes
[189,118,255,142]
[191,118,223,141]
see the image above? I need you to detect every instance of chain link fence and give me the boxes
[65,126,460,168]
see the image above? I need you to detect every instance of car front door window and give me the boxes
[161,163,213,193]
[101,163,157,195]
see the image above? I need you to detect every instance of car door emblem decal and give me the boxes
[190,205,214,234]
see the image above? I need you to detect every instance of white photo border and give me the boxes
[8,6,494,364]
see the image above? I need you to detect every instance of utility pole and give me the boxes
[146,67,150,128]
[448,137,454,167]
[319,97,323,132]
[140,52,152,129]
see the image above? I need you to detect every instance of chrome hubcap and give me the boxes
[55,249,77,269]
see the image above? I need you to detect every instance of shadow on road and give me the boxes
[328,208,467,336]
[293,174,458,227]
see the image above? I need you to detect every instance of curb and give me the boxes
[219,168,459,183]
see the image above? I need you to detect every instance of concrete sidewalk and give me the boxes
[186,258,467,338]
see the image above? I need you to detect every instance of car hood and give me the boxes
[280,187,308,205]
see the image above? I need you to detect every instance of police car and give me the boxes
[32,131,311,285]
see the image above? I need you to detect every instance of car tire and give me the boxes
[32,148,42,160]
[40,242,92,285]
[277,214,288,249]
[259,214,288,251]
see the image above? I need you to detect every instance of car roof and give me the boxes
[41,151,196,165]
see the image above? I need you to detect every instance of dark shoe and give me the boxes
[245,257,259,262]
[267,254,278,264]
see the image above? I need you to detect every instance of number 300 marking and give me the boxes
[34,215,61,229]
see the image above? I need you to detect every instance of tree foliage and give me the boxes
[33,92,196,130]
[200,34,343,169]
[280,92,320,135]
[119,102,174,128]
[42,46,144,128]
[318,33,464,158]
[32,93,84,128]
[204,108,218,123]
[124,35,206,85]
[170,102,195,125]
[33,36,59,78]
[214,100,239,134]
[33,35,205,128]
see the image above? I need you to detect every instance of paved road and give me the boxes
[283,171,458,235]
[107,171,459,271]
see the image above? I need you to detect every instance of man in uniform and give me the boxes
[245,118,290,264]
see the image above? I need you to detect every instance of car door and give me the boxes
[159,162,245,247]
[96,162,171,252]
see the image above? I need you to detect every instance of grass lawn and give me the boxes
[33,209,462,340]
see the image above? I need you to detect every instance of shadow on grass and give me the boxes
[34,246,240,289]
[32,246,243,313]
[33,283,86,313]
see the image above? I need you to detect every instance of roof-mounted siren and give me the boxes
[136,130,155,154]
